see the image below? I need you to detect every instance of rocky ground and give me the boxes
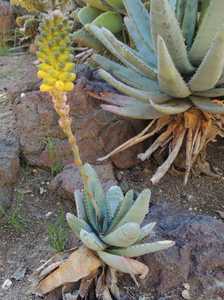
[0,53,224,300]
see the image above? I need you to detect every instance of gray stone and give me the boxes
[0,94,19,212]
[139,202,224,300]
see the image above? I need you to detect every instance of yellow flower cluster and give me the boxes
[10,0,45,12]
[37,12,76,93]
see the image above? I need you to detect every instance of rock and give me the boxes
[139,202,224,300]
[1,279,12,290]
[49,162,117,200]
[0,1,13,38]
[11,266,27,281]
[0,54,39,97]
[15,79,143,169]
[182,290,191,300]
[0,93,19,213]
[100,119,145,169]
[0,186,13,217]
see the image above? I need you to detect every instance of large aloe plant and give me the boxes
[86,0,224,184]
[32,11,174,300]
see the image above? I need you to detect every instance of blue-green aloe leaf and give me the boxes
[77,6,102,25]
[109,240,175,257]
[137,222,156,241]
[190,97,224,113]
[97,69,168,103]
[106,186,124,220]
[92,54,159,92]
[194,88,224,98]
[74,190,87,221]
[101,103,164,120]
[189,30,224,92]
[150,99,191,115]
[66,213,92,239]
[150,0,194,74]
[83,163,105,216]
[114,189,151,229]
[181,0,198,49]
[124,16,156,67]
[189,0,224,65]
[97,251,149,276]
[123,0,154,51]
[87,24,157,80]
[80,229,106,251]
[157,36,191,98]
[102,222,141,247]
[107,190,134,233]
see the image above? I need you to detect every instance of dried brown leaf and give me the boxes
[36,247,102,296]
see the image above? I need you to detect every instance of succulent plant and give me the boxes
[67,163,174,261]
[72,0,124,52]
[33,10,174,299]
[10,0,71,12]
[86,0,224,184]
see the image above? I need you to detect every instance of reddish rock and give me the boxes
[49,162,117,200]
[101,119,144,169]
[15,80,143,169]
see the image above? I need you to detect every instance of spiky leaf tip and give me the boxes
[37,11,76,94]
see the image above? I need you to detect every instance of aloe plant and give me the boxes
[72,0,124,52]
[33,11,174,300]
[86,0,224,184]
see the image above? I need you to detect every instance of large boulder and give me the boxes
[136,202,224,300]
[15,78,144,170]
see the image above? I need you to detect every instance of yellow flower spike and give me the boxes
[38,11,76,93]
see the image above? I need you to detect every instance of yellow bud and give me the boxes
[37,70,47,79]
[39,63,51,72]
[64,63,75,72]
[55,81,65,91]
[63,82,74,92]
[40,84,53,92]
[69,73,76,81]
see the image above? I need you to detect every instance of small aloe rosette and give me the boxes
[66,163,175,271]
[35,163,174,298]
[37,11,76,94]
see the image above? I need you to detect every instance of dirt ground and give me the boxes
[0,142,224,300]
[0,53,224,300]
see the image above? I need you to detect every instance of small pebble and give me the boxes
[45,211,53,218]
[20,93,25,98]
[2,279,12,290]
[39,187,45,195]
[183,283,190,290]
[32,169,38,175]
[182,289,191,300]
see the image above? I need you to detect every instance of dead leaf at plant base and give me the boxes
[36,247,102,296]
